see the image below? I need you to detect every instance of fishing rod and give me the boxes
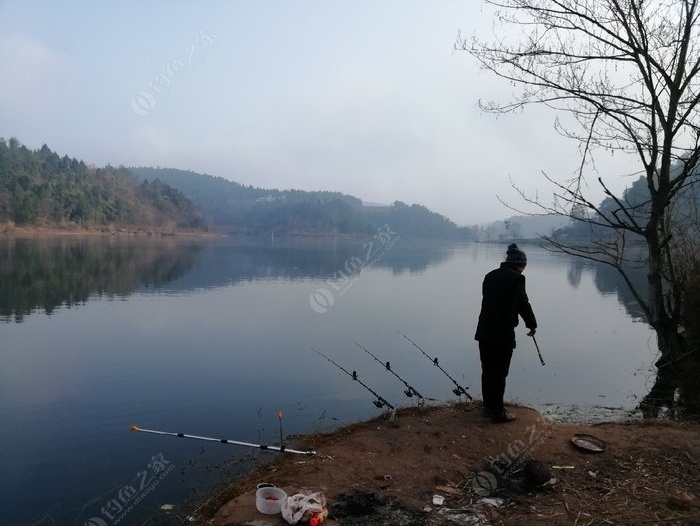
[350,339,425,400]
[397,331,473,400]
[130,425,316,456]
[311,347,395,411]
[531,334,546,366]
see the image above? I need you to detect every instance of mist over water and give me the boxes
[0,236,655,525]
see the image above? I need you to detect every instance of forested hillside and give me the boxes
[130,167,473,239]
[556,166,700,242]
[0,140,473,238]
[0,139,205,229]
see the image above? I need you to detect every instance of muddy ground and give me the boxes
[195,403,700,526]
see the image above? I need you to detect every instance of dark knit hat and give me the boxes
[505,243,527,266]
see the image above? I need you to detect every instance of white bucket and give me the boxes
[255,485,287,514]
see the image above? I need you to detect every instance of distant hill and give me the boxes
[130,167,474,239]
[475,214,570,241]
[553,167,700,242]
[0,140,205,230]
[480,166,700,243]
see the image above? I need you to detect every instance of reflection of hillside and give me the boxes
[0,237,205,322]
[164,238,455,291]
[0,237,456,322]
[566,259,649,323]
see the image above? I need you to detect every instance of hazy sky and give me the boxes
[0,1,637,224]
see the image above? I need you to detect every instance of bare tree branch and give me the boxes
[463,0,700,366]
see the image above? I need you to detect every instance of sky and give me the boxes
[0,0,638,225]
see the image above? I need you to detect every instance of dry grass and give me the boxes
[195,404,700,526]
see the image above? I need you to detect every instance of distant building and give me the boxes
[361,201,390,208]
[256,195,285,203]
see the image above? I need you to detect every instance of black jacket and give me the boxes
[475,262,537,348]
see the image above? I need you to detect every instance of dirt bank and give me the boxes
[196,403,700,526]
[1,223,221,238]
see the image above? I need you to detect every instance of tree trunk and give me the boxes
[655,321,685,366]
[647,230,685,365]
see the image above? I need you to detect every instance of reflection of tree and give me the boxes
[377,241,452,275]
[566,261,582,289]
[591,264,648,323]
[566,258,648,322]
[569,256,700,421]
[0,237,205,322]
[0,237,455,323]
[166,238,455,291]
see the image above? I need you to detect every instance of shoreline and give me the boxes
[0,224,474,242]
[0,223,223,238]
[187,403,700,525]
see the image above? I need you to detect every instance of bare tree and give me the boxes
[460,0,700,367]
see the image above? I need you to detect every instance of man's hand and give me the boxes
[527,328,536,337]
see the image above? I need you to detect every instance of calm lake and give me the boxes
[0,234,656,525]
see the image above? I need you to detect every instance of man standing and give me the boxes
[475,243,537,423]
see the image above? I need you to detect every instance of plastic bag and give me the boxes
[281,490,326,525]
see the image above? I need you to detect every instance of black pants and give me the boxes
[478,342,514,414]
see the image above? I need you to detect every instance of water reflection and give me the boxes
[165,237,455,292]
[0,236,454,323]
[0,239,686,525]
[566,257,700,421]
[566,258,648,322]
[2,236,696,422]
[0,236,205,322]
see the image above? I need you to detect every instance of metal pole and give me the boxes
[531,335,545,366]
[130,425,316,456]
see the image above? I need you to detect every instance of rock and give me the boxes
[667,492,699,509]
[524,459,552,486]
